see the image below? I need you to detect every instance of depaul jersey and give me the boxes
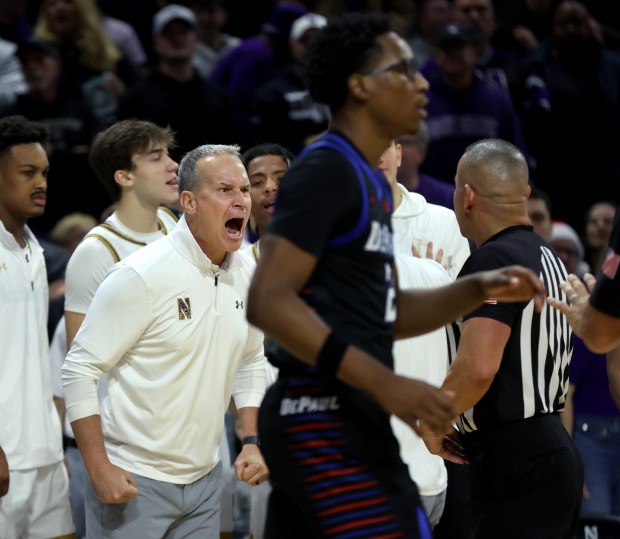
[267,131,396,372]
[456,225,573,433]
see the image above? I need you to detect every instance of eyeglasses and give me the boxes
[366,57,419,80]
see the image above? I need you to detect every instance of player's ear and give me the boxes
[114,169,132,188]
[348,73,372,102]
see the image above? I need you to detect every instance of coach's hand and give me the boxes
[234,444,269,487]
[90,462,138,504]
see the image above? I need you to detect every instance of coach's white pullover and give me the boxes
[62,216,266,484]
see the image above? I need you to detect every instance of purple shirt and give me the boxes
[419,65,530,185]
[416,173,455,210]
[570,336,620,417]
[210,36,279,124]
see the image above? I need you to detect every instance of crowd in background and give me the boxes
[0,0,619,238]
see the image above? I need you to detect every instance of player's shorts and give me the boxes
[2,460,75,539]
[259,375,432,539]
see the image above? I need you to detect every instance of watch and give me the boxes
[241,435,260,447]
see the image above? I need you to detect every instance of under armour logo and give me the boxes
[236,300,244,309]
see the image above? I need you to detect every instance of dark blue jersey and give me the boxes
[266,131,396,373]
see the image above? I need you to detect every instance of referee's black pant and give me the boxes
[462,413,583,539]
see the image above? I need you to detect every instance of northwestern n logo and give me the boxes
[178,297,191,320]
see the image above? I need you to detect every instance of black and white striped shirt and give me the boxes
[456,225,573,433]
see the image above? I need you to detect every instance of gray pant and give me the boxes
[421,489,447,529]
[85,462,223,538]
[66,446,87,538]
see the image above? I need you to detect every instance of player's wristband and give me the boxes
[242,436,260,447]
[316,332,349,377]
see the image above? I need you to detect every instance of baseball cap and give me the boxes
[16,37,60,59]
[289,13,327,43]
[435,23,475,47]
[152,4,197,36]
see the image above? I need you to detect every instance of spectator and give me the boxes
[0,36,26,109]
[7,35,106,242]
[527,184,553,240]
[33,0,140,124]
[117,3,236,161]
[6,37,102,155]
[493,0,557,56]
[550,221,590,278]
[548,213,620,355]
[189,0,242,79]
[527,0,620,231]
[562,336,620,518]
[406,0,455,69]
[253,12,330,155]
[420,23,530,185]
[551,210,620,521]
[95,0,158,63]
[452,0,551,150]
[548,216,620,459]
[99,5,148,75]
[582,201,618,276]
[210,1,308,147]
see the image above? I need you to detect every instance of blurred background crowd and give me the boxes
[0,0,619,241]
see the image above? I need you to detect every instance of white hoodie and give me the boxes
[392,183,470,279]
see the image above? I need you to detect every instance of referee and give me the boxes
[421,139,583,539]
